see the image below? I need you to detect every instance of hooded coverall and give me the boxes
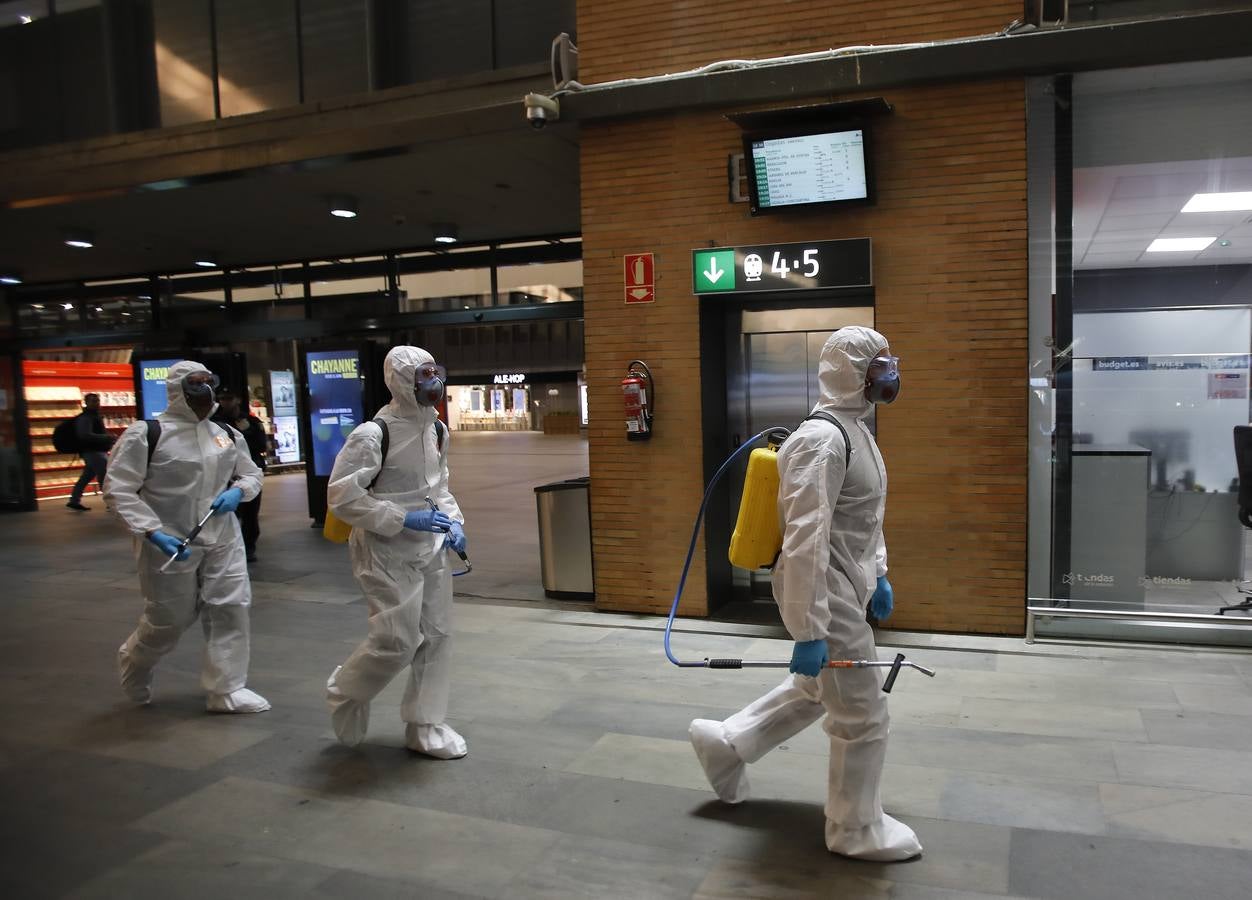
[690,326,921,861]
[105,360,268,712]
[325,346,466,758]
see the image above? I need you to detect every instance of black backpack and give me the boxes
[142,418,238,466]
[52,415,81,453]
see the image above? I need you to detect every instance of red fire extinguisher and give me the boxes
[622,359,654,441]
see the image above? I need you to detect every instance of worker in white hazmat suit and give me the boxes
[689,325,921,861]
[325,345,468,758]
[105,360,269,713]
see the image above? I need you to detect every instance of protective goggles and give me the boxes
[182,371,221,400]
[416,363,447,383]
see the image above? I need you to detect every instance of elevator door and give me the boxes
[725,306,874,604]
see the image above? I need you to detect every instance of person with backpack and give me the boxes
[687,326,922,861]
[324,345,468,758]
[62,392,116,511]
[103,360,269,713]
[212,388,267,562]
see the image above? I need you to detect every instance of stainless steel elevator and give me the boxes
[719,304,874,609]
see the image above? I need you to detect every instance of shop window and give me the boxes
[1028,57,1252,645]
[496,260,582,305]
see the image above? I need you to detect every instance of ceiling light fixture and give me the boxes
[1146,237,1216,253]
[62,302,74,310]
[433,223,458,244]
[1181,191,1252,213]
[328,195,358,218]
[194,253,219,268]
[63,228,94,249]
[0,272,21,285]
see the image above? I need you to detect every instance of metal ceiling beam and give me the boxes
[1,299,584,353]
[10,238,582,300]
[563,10,1252,122]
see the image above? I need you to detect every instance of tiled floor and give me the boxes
[3,432,1252,899]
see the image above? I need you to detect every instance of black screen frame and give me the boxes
[742,121,876,216]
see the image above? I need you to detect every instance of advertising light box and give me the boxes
[269,370,301,464]
[306,350,364,477]
[138,358,183,418]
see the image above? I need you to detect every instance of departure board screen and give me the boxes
[745,128,870,213]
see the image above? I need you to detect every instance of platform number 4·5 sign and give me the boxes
[624,253,655,304]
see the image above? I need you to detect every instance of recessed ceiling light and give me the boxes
[1181,191,1252,213]
[0,272,21,285]
[194,252,219,268]
[328,195,358,218]
[62,302,74,310]
[1146,237,1216,253]
[433,223,458,244]
[63,228,94,249]
[30,303,44,310]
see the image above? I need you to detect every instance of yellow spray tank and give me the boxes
[728,436,783,570]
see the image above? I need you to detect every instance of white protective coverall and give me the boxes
[325,346,466,758]
[105,360,269,712]
[690,326,922,861]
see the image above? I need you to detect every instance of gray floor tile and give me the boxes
[957,697,1148,743]
[1007,827,1252,900]
[134,775,562,897]
[4,439,1252,899]
[1140,708,1252,751]
[1111,741,1252,794]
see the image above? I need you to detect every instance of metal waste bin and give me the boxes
[534,476,594,599]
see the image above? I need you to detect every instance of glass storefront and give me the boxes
[1029,58,1252,645]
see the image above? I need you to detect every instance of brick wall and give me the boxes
[577,0,1020,83]
[580,78,1028,634]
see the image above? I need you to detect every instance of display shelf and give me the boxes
[22,359,135,503]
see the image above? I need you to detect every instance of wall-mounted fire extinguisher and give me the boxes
[622,359,654,441]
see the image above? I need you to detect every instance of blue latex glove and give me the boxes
[211,486,243,515]
[404,508,453,533]
[149,530,190,561]
[789,639,829,677]
[870,575,894,622]
[447,521,467,554]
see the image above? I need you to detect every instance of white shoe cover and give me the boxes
[689,718,750,804]
[826,814,922,861]
[117,644,153,705]
[405,723,467,759]
[326,666,369,746]
[206,688,272,714]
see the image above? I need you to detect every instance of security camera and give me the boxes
[524,92,559,129]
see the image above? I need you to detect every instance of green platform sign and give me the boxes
[693,249,737,293]
[691,238,872,295]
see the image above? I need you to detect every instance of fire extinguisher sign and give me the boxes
[624,253,655,304]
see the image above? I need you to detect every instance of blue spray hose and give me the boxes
[661,427,937,690]
[663,428,788,667]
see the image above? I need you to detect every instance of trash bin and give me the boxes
[534,476,594,599]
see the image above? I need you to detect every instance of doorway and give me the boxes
[703,299,873,619]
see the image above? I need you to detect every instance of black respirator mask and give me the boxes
[414,362,447,407]
[182,371,220,405]
[864,355,900,405]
